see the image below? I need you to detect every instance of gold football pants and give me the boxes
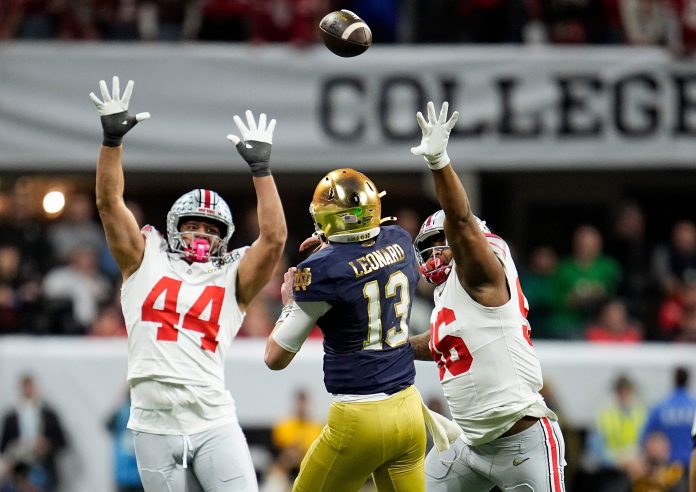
[294,385,426,492]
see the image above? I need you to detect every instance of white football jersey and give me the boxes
[121,226,247,434]
[429,234,556,446]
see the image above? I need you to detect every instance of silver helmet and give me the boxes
[414,210,490,285]
[166,189,234,261]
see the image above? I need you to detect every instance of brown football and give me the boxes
[319,10,372,58]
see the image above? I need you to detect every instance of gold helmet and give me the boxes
[310,168,382,243]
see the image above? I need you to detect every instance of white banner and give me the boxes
[2,43,696,171]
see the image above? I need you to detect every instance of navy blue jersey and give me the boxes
[294,225,419,395]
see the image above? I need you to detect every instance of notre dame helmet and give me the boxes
[310,168,383,243]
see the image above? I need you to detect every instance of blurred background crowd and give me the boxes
[2,366,694,492]
[2,170,694,489]
[2,0,696,53]
[1,173,695,491]
[1,179,696,345]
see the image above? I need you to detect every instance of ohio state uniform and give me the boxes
[121,226,247,435]
[425,233,565,491]
[429,234,556,446]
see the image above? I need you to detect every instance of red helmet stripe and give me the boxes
[203,189,212,209]
[425,214,434,228]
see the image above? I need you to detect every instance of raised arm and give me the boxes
[411,102,507,306]
[90,76,151,280]
[227,111,288,310]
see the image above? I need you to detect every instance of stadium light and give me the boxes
[43,190,65,215]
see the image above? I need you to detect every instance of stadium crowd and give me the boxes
[2,0,696,53]
[2,367,694,491]
[0,183,692,487]
[0,180,693,344]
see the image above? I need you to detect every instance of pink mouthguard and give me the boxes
[191,238,210,261]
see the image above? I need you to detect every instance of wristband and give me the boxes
[102,134,123,147]
[236,140,272,176]
[249,161,271,177]
[101,112,129,147]
[426,151,451,170]
[276,303,294,325]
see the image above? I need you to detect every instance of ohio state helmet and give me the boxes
[166,189,234,261]
[414,210,490,285]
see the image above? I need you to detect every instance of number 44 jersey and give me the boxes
[430,234,557,446]
[294,225,419,396]
[120,226,246,434]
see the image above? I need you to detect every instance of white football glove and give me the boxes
[227,110,277,176]
[89,76,150,147]
[410,101,459,170]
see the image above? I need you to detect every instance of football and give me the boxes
[319,10,372,58]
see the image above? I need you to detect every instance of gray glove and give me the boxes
[227,110,277,177]
[89,76,150,147]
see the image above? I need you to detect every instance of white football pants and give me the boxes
[425,417,566,492]
[132,421,258,492]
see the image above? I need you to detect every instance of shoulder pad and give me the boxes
[294,254,336,302]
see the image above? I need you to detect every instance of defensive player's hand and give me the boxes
[227,110,276,177]
[89,76,150,147]
[280,267,296,306]
[410,101,459,170]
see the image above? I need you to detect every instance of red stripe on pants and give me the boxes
[541,418,562,492]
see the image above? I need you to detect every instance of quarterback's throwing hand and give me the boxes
[410,101,459,170]
[89,76,150,147]
[280,267,297,306]
[227,110,276,177]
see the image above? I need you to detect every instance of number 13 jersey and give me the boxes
[294,225,418,396]
[120,226,247,434]
[429,234,556,446]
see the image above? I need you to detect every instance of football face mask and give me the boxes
[166,189,234,262]
[414,210,491,285]
[414,210,451,285]
[178,228,223,263]
[415,232,452,286]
